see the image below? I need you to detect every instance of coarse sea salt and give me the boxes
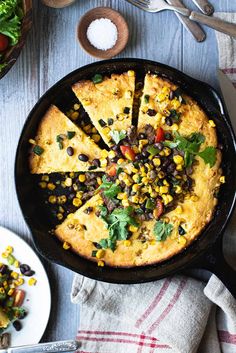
[87,18,118,51]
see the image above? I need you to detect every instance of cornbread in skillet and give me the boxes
[72,71,135,146]
[29,105,104,174]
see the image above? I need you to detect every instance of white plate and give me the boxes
[0,226,51,347]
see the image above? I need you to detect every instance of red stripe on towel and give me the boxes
[135,278,172,328]
[76,335,170,349]
[147,278,188,334]
[78,330,159,341]
[218,330,236,345]
[222,68,236,74]
[136,332,146,353]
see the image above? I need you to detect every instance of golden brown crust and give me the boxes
[29,105,105,174]
[72,72,135,146]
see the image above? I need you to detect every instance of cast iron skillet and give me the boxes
[15,59,236,297]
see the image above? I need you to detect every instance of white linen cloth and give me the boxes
[71,14,236,353]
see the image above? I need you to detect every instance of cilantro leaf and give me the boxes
[153,221,173,242]
[198,146,217,167]
[110,130,126,144]
[98,175,121,199]
[169,109,181,122]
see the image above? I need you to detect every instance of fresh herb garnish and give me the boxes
[147,144,159,156]
[110,130,126,144]
[0,0,24,47]
[33,145,44,156]
[98,175,121,199]
[67,131,76,139]
[153,221,173,242]
[56,135,63,149]
[92,74,103,84]
[164,132,216,168]
[91,250,97,257]
[144,94,150,103]
[99,206,139,251]
[169,109,181,122]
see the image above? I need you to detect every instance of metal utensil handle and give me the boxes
[168,0,206,42]
[191,0,214,15]
[2,340,80,353]
[189,11,236,37]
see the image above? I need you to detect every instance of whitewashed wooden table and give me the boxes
[0,0,235,347]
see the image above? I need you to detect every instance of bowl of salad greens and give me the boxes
[0,0,32,80]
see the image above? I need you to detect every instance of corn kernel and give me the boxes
[84,124,92,133]
[153,158,161,167]
[133,146,139,154]
[42,175,49,182]
[79,174,86,183]
[175,185,182,194]
[57,213,63,220]
[131,195,139,204]
[63,242,70,250]
[160,186,168,194]
[208,120,216,127]
[171,98,181,110]
[132,184,140,192]
[163,147,171,156]
[179,236,187,246]
[92,134,101,143]
[1,252,8,259]
[220,176,225,183]
[65,178,72,187]
[15,278,24,286]
[176,205,183,214]
[103,127,111,136]
[117,113,126,121]
[6,246,13,254]
[73,198,82,207]
[100,158,108,167]
[184,193,190,200]
[124,240,132,247]
[96,249,105,259]
[150,239,156,245]
[155,186,160,192]
[29,138,36,145]
[163,180,170,186]
[48,195,57,204]
[73,103,80,110]
[176,165,183,171]
[158,171,165,179]
[83,98,91,106]
[129,224,138,233]
[139,139,149,150]
[14,260,20,268]
[117,192,127,200]
[172,123,179,131]
[101,149,109,158]
[117,158,125,165]
[97,177,102,185]
[191,195,199,202]
[122,199,130,207]
[47,183,56,191]
[57,195,67,204]
[11,272,18,280]
[143,243,148,249]
[108,150,116,159]
[91,127,97,133]
[39,182,47,189]
[166,195,173,203]
[173,155,184,164]
[142,177,149,185]
[71,111,79,120]
[125,90,132,99]
[97,260,105,267]
[8,288,14,296]
[127,70,135,77]
[28,278,37,286]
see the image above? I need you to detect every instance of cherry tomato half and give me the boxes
[107,163,117,177]
[154,199,164,218]
[0,34,9,52]
[120,145,136,161]
[155,127,165,143]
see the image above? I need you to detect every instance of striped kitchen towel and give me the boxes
[71,14,236,353]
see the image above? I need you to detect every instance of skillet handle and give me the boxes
[194,238,236,298]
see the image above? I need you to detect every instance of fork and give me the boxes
[126,0,236,38]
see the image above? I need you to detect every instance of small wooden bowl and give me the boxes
[77,7,129,59]
[0,0,32,80]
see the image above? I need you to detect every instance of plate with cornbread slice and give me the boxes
[15,59,236,288]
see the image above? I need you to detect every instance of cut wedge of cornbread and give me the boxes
[72,72,135,146]
[29,105,105,174]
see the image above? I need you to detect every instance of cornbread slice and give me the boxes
[72,72,135,146]
[0,307,9,329]
[29,105,105,174]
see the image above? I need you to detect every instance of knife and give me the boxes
[167,0,206,42]
[0,340,80,353]
[191,0,214,16]
[218,69,236,133]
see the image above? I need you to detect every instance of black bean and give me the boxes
[98,119,106,127]
[24,270,35,277]
[66,147,74,156]
[108,118,114,126]
[135,154,142,161]
[110,157,119,163]
[111,145,120,152]
[178,226,186,235]
[165,132,172,140]
[169,90,175,100]
[141,150,150,158]
[149,170,157,179]
[0,264,8,274]
[78,154,89,162]
[162,159,170,169]
[165,117,173,126]
[18,310,27,320]
[92,159,100,167]
[123,107,130,114]
[84,207,93,214]
[154,142,163,150]
[13,320,22,331]
[19,264,31,275]
[147,109,157,117]
[93,242,102,249]
[138,133,146,140]
[167,163,175,173]
[68,192,76,201]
